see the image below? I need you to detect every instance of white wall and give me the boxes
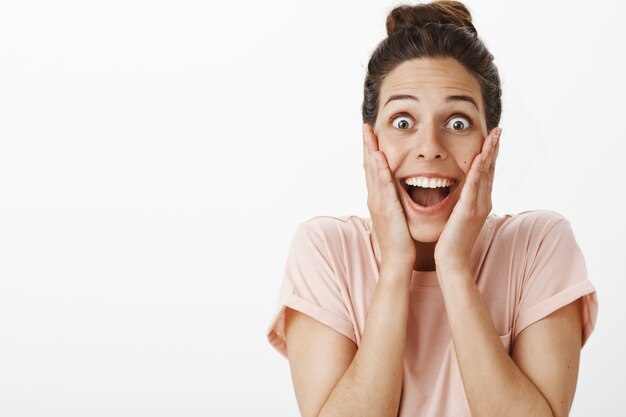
[0,0,622,415]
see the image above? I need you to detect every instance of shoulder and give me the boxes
[500,209,568,229]
[489,210,586,289]
[295,214,372,244]
[291,214,378,271]
[491,209,572,243]
[479,210,580,269]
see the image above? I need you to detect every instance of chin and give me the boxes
[407,219,445,243]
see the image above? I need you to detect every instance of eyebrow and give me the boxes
[384,94,479,110]
[384,94,418,107]
[447,95,479,110]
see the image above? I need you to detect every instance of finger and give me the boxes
[363,124,377,197]
[481,127,501,186]
[363,125,399,200]
[368,129,398,199]
[491,128,501,171]
[472,128,495,198]
[362,124,370,167]
[481,127,500,174]
[491,132,500,174]
[363,124,388,207]
[486,127,501,173]
[484,131,501,198]
[368,124,380,151]
[460,128,501,214]
[373,151,394,191]
[478,128,501,213]
[363,124,378,173]
[459,150,484,212]
[373,151,405,217]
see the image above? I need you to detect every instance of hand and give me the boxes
[434,127,502,274]
[362,123,416,272]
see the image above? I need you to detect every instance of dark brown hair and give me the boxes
[362,0,502,131]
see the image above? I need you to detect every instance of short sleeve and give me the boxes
[266,219,357,359]
[512,215,599,348]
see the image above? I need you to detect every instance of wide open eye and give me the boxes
[446,115,471,131]
[391,115,415,130]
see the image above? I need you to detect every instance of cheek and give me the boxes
[376,135,403,169]
[453,142,483,175]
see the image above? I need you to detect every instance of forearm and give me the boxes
[318,265,411,417]
[438,267,553,417]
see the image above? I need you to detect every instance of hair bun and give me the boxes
[386,1,477,37]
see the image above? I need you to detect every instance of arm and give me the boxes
[285,264,412,417]
[434,128,584,416]
[438,267,582,417]
[283,124,418,417]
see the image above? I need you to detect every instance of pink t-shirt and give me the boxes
[266,210,599,416]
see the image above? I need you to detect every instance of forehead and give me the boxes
[379,57,482,109]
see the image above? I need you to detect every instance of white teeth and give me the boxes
[404,176,453,188]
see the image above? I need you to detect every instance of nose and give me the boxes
[412,123,448,161]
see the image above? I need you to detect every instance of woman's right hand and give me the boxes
[362,123,416,273]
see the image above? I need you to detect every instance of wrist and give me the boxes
[435,261,472,279]
[381,255,415,273]
[379,262,413,286]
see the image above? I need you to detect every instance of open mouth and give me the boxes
[401,176,457,208]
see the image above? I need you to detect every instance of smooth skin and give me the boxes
[285,57,583,417]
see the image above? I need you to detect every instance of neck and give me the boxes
[413,240,436,271]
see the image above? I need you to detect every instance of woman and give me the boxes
[266,1,598,416]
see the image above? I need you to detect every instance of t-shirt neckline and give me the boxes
[411,269,440,287]
[368,217,440,287]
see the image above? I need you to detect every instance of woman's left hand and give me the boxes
[434,127,502,274]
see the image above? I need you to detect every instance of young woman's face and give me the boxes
[373,57,489,243]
